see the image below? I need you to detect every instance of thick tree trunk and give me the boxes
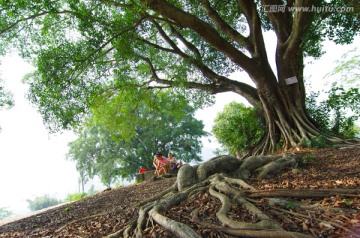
[245,57,321,155]
[247,13,333,154]
[253,87,317,154]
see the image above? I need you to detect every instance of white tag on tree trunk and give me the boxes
[285,76,298,85]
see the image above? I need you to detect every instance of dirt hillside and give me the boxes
[0,147,359,237]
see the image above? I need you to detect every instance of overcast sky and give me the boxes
[0,33,358,217]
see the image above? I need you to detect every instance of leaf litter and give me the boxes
[0,147,359,237]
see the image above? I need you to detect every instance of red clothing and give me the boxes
[153,156,170,176]
[155,157,168,166]
[139,168,146,174]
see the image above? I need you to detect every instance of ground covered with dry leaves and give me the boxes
[0,147,359,238]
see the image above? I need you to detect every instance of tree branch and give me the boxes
[139,20,261,106]
[149,20,185,56]
[68,16,146,81]
[200,0,253,54]
[95,0,133,8]
[141,38,176,54]
[142,0,257,76]
[139,53,261,107]
[0,10,74,35]
[283,0,312,59]
[167,25,202,59]
[124,18,261,107]
[236,0,268,59]
[261,0,292,43]
[147,14,183,29]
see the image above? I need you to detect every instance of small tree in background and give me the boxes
[26,195,62,211]
[67,90,207,184]
[0,78,13,111]
[306,49,360,140]
[212,102,264,158]
[0,207,13,220]
[325,48,360,88]
[306,84,360,139]
[0,78,14,132]
[87,185,97,196]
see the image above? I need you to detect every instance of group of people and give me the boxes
[153,152,183,176]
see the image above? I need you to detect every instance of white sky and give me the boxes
[0,55,79,215]
[0,33,358,217]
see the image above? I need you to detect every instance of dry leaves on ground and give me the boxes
[0,147,359,238]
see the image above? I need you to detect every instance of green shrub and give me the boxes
[306,85,360,139]
[0,207,13,220]
[65,192,87,202]
[285,203,297,210]
[212,102,264,157]
[303,135,331,149]
[26,195,62,211]
[302,155,318,164]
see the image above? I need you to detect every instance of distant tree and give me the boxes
[306,49,360,139]
[212,102,264,158]
[0,78,14,131]
[67,91,207,184]
[306,84,360,138]
[26,195,61,211]
[87,185,98,196]
[0,207,13,220]
[78,170,88,193]
[325,47,360,88]
[0,79,13,110]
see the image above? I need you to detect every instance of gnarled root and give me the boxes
[105,152,358,237]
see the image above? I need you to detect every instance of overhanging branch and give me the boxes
[236,0,268,59]
[136,53,260,107]
[142,0,257,76]
[0,10,74,35]
[201,0,253,54]
[96,0,133,8]
[146,20,260,106]
[283,0,312,59]
[168,24,202,59]
[262,0,292,43]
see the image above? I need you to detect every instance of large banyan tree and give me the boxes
[0,0,359,154]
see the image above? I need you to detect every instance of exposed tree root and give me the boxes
[267,197,359,213]
[190,207,313,238]
[149,209,201,238]
[104,152,359,237]
[241,189,360,198]
[106,217,137,238]
[270,206,357,236]
[220,227,313,238]
[209,183,282,230]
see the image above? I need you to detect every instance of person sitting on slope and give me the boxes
[168,152,183,171]
[153,152,171,176]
